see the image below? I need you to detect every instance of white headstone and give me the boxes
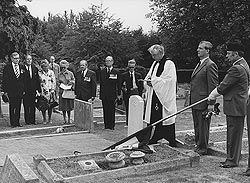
[128,95,145,136]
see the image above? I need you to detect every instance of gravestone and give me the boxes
[74,99,94,132]
[128,95,145,136]
[0,154,39,183]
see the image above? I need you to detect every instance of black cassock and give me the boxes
[144,56,177,147]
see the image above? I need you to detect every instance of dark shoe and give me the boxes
[220,161,226,165]
[194,148,208,155]
[137,144,153,154]
[17,124,23,127]
[240,169,250,176]
[220,164,237,168]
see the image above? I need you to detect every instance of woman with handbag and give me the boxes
[39,59,57,124]
[58,60,75,124]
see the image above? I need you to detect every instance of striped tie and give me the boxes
[14,64,20,78]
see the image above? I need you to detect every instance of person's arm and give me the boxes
[207,62,218,105]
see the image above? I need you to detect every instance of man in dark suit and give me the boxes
[23,54,41,125]
[190,41,218,155]
[75,60,97,102]
[209,40,250,168]
[121,59,143,126]
[100,56,122,130]
[2,52,25,127]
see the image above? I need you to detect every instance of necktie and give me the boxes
[28,66,32,78]
[130,72,133,88]
[14,64,20,78]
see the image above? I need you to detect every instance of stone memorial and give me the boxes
[74,99,94,132]
[0,154,39,183]
[128,95,145,136]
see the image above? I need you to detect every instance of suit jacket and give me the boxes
[2,63,25,98]
[24,64,41,96]
[100,67,121,101]
[75,69,97,100]
[217,58,250,116]
[190,58,218,110]
[121,71,143,96]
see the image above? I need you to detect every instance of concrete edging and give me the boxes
[34,144,200,183]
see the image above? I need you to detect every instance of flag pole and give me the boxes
[103,97,209,151]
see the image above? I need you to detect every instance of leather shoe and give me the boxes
[220,161,226,165]
[240,169,250,176]
[219,164,237,168]
[17,124,23,127]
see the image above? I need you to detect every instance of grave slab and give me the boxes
[0,133,112,166]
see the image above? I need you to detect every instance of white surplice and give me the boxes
[144,60,177,125]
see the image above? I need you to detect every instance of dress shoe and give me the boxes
[194,148,208,155]
[219,163,237,168]
[240,169,250,176]
[17,124,23,127]
[220,161,226,165]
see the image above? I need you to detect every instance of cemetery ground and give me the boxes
[0,95,250,182]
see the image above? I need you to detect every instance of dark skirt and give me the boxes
[59,94,74,111]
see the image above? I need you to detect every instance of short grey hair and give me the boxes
[60,60,69,68]
[40,59,49,67]
[199,41,213,51]
[148,44,165,55]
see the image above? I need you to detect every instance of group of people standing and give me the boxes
[2,40,250,176]
[2,53,97,127]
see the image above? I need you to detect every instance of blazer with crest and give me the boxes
[100,67,122,101]
[75,69,97,101]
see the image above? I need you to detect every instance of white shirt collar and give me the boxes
[200,56,209,64]
[107,66,113,72]
[233,57,244,65]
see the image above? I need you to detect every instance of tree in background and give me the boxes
[149,0,250,69]
[0,0,38,59]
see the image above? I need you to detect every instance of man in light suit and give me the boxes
[23,54,41,125]
[2,52,25,127]
[121,59,143,126]
[75,60,97,102]
[190,41,218,155]
[100,56,122,130]
[209,40,250,168]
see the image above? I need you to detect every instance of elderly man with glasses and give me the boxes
[2,52,26,127]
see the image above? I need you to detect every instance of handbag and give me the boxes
[49,93,59,109]
[35,95,49,111]
[2,93,9,103]
[62,90,75,99]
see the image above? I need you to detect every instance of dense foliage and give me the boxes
[149,0,250,69]
[0,0,38,60]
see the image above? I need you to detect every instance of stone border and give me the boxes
[0,154,39,183]
[33,144,200,183]
[0,124,89,140]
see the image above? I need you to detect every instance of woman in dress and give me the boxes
[39,59,56,124]
[58,60,75,124]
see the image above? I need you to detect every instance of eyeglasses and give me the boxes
[12,57,20,59]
